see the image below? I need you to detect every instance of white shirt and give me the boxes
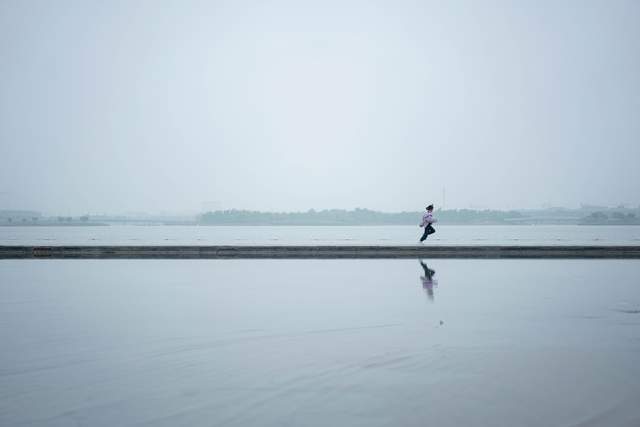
[420,212,436,227]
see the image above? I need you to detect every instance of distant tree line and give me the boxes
[579,211,640,225]
[198,208,524,226]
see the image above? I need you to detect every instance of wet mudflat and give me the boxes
[1,260,639,426]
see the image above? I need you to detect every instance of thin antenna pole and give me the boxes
[442,187,446,210]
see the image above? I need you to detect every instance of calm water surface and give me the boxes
[2,224,640,245]
[1,260,639,426]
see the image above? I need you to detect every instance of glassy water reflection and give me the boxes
[1,260,639,426]
[419,260,438,302]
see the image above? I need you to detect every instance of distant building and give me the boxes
[0,210,41,223]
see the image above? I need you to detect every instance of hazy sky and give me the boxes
[1,0,639,214]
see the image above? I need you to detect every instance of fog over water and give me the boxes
[1,1,639,213]
[3,6,640,427]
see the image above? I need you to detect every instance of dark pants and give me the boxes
[420,224,436,241]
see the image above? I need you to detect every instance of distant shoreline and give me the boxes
[0,223,109,227]
[2,207,639,226]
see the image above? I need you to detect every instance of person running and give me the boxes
[419,204,437,242]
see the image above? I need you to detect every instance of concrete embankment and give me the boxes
[1,246,640,259]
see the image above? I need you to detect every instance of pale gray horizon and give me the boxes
[1,0,639,215]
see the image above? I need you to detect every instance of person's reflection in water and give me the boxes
[419,260,438,301]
